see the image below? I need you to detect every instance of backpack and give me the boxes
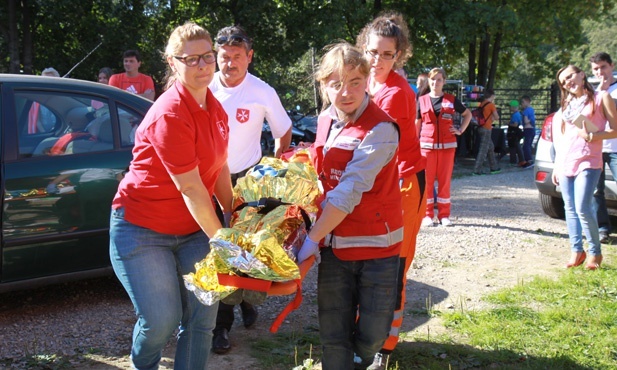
[471,102,488,126]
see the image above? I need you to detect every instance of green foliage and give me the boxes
[442,268,617,368]
[0,0,613,106]
[251,327,321,369]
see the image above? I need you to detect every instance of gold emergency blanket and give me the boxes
[184,152,321,306]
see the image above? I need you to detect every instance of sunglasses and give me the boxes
[173,52,216,67]
[216,34,251,47]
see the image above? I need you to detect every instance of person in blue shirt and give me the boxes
[507,100,527,167]
[521,95,536,165]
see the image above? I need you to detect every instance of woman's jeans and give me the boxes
[109,208,216,370]
[318,248,399,370]
[559,169,602,256]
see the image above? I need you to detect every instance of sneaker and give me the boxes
[490,168,501,174]
[422,216,434,227]
[440,217,453,227]
[522,162,534,169]
[600,231,609,244]
[212,328,231,354]
[472,171,484,176]
[367,353,389,370]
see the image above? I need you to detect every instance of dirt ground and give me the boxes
[1,162,605,370]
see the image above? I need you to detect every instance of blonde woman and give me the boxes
[297,42,402,370]
[110,22,233,369]
[415,67,472,226]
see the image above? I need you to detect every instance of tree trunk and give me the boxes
[373,0,381,12]
[22,0,34,75]
[477,31,490,87]
[468,41,476,85]
[487,31,502,90]
[8,0,20,73]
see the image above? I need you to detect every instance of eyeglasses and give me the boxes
[216,34,251,48]
[364,49,398,61]
[173,52,216,67]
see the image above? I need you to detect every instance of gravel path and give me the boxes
[0,159,596,369]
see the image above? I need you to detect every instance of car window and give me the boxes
[118,105,144,147]
[14,92,113,157]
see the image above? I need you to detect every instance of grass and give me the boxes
[254,267,617,369]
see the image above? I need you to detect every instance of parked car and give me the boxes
[0,74,152,293]
[261,110,317,156]
[534,109,617,219]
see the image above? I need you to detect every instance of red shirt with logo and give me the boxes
[109,73,155,95]
[113,81,229,235]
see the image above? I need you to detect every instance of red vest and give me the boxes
[419,93,458,149]
[312,101,403,261]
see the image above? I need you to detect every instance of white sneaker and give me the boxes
[422,216,434,227]
[367,353,389,370]
[440,217,452,227]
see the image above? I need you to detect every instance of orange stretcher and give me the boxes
[216,255,315,333]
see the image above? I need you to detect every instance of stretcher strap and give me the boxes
[217,274,272,292]
[269,278,303,333]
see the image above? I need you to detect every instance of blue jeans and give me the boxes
[593,152,617,233]
[560,169,602,256]
[109,208,217,370]
[317,248,399,370]
[523,128,535,162]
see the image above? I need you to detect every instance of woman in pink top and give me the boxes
[553,65,617,270]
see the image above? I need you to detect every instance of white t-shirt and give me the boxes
[210,72,291,173]
[601,81,617,153]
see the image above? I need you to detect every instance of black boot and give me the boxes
[212,328,231,354]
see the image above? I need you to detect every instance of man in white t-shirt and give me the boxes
[590,51,617,243]
[209,25,292,355]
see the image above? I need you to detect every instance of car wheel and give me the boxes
[539,193,565,219]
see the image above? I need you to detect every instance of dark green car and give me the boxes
[0,74,152,292]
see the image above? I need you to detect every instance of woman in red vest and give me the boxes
[416,67,472,227]
[298,42,403,370]
[356,11,426,368]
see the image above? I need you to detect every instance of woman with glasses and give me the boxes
[553,65,617,270]
[109,22,233,370]
[416,67,472,227]
[355,12,426,369]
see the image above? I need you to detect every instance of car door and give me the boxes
[1,82,147,285]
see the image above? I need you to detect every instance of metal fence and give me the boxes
[492,86,558,129]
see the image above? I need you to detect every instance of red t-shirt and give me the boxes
[112,82,229,235]
[370,70,426,177]
[109,73,155,95]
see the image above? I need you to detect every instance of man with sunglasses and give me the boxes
[209,25,292,355]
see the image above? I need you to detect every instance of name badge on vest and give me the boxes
[442,113,453,120]
[442,101,454,109]
[332,136,361,150]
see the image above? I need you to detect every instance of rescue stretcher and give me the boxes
[184,151,320,333]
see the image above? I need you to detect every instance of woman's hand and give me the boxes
[450,126,464,136]
[551,169,560,186]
